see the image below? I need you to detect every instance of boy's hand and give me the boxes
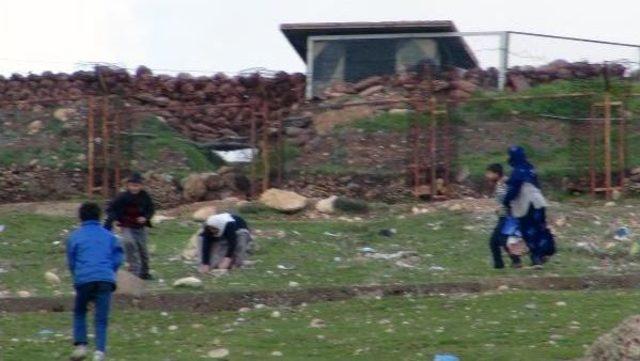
[137,217,147,224]
[198,264,211,274]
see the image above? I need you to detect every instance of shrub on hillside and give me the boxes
[334,197,369,214]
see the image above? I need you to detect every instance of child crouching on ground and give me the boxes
[67,202,123,361]
[198,213,252,273]
[486,163,522,269]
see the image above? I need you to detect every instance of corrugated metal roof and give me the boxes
[281,21,478,69]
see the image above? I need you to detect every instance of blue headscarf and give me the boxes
[503,146,540,206]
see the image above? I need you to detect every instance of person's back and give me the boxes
[68,221,120,286]
[67,202,123,361]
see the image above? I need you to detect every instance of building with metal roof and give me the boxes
[281,21,478,98]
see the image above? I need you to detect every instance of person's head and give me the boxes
[126,172,144,194]
[78,202,101,222]
[204,213,233,237]
[508,145,529,168]
[485,163,504,181]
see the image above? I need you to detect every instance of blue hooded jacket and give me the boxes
[66,220,124,286]
[503,146,540,207]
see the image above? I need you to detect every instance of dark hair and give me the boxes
[79,202,101,222]
[127,172,144,184]
[486,163,503,177]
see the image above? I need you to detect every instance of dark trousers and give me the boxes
[73,281,114,352]
[121,227,150,277]
[519,206,550,266]
[490,217,521,269]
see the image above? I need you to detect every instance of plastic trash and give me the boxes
[615,227,631,241]
[359,247,376,254]
[434,354,460,361]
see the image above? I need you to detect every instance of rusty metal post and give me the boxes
[249,114,257,199]
[588,105,597,196]
[113,112,121,192]
[428,97,438,198]
[261,102,270,192]
[603,94,613,200]
[276,110,285,187]
[87,97,95,197]
[618,106,626,188]
[101,97,110,198]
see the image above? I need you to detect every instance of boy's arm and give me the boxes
[104,194,123,230]
[66,236,76,276]
[223,225,238,258]
[111,234,124,272]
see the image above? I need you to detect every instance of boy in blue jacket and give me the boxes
[67,202,123,361]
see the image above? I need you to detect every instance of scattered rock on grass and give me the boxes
[259,188,307,213]
[309,318,326,328]
[44,271,61,285]
[173,277,203,288]
[17,290,31,298]
[193,206,217,221]
[315,196,337,214]
[208,348,230,359]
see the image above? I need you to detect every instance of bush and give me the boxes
[334,197,369,214]
[236,201,271,215]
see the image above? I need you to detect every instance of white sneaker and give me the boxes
[93,351,106,361]
[70,345,88,361]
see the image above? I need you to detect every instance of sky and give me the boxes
[0,0,639,75]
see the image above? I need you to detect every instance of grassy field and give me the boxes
[2,290,639,360]
[2,198,640,297]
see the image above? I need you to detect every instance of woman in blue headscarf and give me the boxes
[503,146,555,268]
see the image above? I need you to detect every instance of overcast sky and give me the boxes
[0,0,638,75]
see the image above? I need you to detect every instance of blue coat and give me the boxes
[66,220,124,286]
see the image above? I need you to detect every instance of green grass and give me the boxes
[130,116,216,177]
[2,290,640,360]
[3,199,640,297]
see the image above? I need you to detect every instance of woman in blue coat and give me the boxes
[503,146,555,268]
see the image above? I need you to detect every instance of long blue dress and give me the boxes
[503,146,555,265]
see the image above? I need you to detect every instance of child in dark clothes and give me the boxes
[198,213,252,273]
[104,173,155,280]
[67,202,123,361]
[486,163,522,269]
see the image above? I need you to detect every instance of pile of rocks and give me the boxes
[583,315,640,360]
[626,167,640,194]
[181,167,250,203]
[0,165,84,203]
[320,60,628,102]
[0,66,306,142]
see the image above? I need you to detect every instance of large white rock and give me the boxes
[115,270,145,297]
[315,196,337,214]
[192,206,217,221]
[181,230,202,261]
[44,271,61,285]
[173,276,203,288]
[182,174,208,202]
[259,188,307,213]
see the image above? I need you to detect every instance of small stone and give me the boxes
[288,281,300,288]
[208,348,230,359]
[173,276,203,288]
[271,311,281,318]
[271,351,283,357]
[309,318,326,328]
[555,301,567,307]
[17,290,31,298]
[238,307,251,313]
[525,303,537,310]
[168,325,178,331]
[497,285,509,292]
[44,271,61,285]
